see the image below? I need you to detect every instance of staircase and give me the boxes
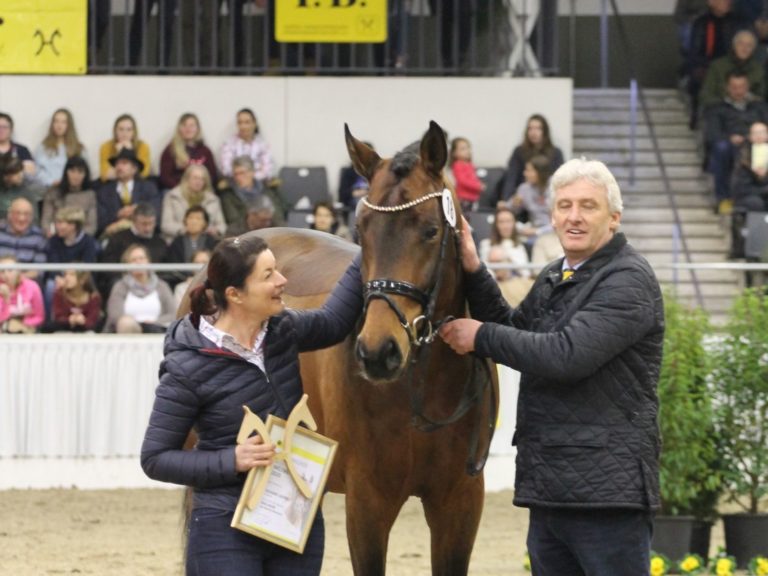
[572,88,742,325]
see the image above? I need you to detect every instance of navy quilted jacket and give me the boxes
[140,257,362,511]
[467,233,664,511]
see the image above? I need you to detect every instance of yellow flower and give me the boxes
[716,557,733,576]
[523,552,531,571]
[757,557,768,576]
[680,555,700,572]
[651,556,667,576]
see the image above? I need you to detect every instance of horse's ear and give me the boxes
[420,120,448,179]
[345,124,381,181]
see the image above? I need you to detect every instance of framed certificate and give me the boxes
[231,414,338,553]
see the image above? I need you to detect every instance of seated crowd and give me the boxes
[0,105,563,333]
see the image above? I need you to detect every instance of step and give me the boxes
[654,268,743,284]
[574,137,698,152]
[575,150,701,165]
[573,98,687,113]
[617,179,709,193]
[574,124,696,138]
[645,251,733,265]
[621,206,717,222]
[608,166,704,179]
[620,222,725,238]
[574,110,687,124]
[628,237,726,252]
[622,195,713,209]
[575,88,679,98]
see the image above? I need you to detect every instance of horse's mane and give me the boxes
[390,141,420,180]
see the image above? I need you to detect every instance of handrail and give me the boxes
[607,0,705,308]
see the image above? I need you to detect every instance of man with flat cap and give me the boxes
[97,148,160,238]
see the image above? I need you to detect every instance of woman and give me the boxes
[161,164,226,243]
[159,113,218,191]
[219,108,274,183]
[104,244,175,333]
[310,201,352,241]
[42,269,102,333]
[0,254,44,334]
[478,207,533,307]
[40,156,98,236]
[141,234,363,575]
[499,114,564,203]
[99,114,151,181]
[0,112,35,177]
[35,108,85,188]
[505,154,554,248]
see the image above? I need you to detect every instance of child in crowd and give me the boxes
[506,153,553,251]
[449,137,485,214]
[42,270,102,333]
[0,254,44,333]
[310,201,352,241]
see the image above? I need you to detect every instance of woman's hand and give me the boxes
[235,434,275,472]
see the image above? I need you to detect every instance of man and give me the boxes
[101,203,167,266]
[699,30,764,110]
[96,148,160,238]
[218,155,285,236]
[0,158,45,222]
[440,158,664,575]
[704,70,768,214]
[0,197,47,280]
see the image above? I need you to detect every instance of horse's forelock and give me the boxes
[390,141,420,180]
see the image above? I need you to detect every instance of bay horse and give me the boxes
[182,121,498,575]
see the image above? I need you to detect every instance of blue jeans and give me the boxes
[527,507,653,576]
[186,507,324,576]
[708,139,736,201]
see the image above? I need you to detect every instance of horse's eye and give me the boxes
[424,226,439,240]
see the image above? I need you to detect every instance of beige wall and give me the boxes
[0,76,572,195]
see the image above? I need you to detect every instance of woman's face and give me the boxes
[235,249,287,319]
[527,119,544,146]
[67,166,86,189]
[184,211,207,235]
[179,117,199,142]
[0,259,19,287]
[62,270,79,290]
[52,112,69,138]
[187,168,206,193]
[495,211,516,239]
[237,112,257,140]
[127,247,150,280]
[115,119,135,143]
[0,118,12,144]
[54,218,77,239]
[313,206,334,232]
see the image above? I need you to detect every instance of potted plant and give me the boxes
[709,288,768,569]
[653,295,722,563]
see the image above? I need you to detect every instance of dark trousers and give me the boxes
[527,506,653,576]
[708,139,737,201]
[186,507,324,576]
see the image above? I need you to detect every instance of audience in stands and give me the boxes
[504,154,554,250]
[0,254,44,333]
[0,112,35,178]
[478,206,533,307]
[99,114,152,181]
[704,70,768,214]
[0,158,45,223]
[166,206,219,285]
[172,248,211,308]
[449,136,485,214]
[219,155,285,234]
[41,269,103,333]
[338,142,373,213]
[700,30,764,111]
[104,243,175,333]
[729,120,768,257]
[310,201,352,241]
[40,156,98,237]
[159,113,218,192]
[34,108,86,188]
[0,198,47,280]
[101,203,167,268]
[219,108,274,185]
[161,164,225,243]
[228,196,278,236]
[499,114,563,204]
[97,148,160,238]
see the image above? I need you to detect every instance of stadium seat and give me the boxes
[286,210,313,229]
[744,211,768,260]
[467,209,495,243]
[476,166,506,209]
[277,166,331,210]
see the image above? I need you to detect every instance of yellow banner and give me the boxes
[276,0,387,43]
[0,0,87,74]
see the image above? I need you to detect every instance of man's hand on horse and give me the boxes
[439,318,481,355]
[459,215,482,273]
[235,434,275,472]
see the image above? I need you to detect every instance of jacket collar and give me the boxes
[546,232,628,287]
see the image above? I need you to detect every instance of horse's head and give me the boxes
[346,121,464,383]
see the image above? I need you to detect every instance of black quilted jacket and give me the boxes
[467,233,664,511]
[140,257,362,511]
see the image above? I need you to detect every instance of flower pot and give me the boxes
[652,515,696,563]
[689,519,712,560]
[722,513,768,569]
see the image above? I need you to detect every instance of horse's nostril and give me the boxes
[384,338,402,372]
[355,338,367,361]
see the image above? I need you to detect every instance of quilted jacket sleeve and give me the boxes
[140,358,239,488]
[474,264,660,384]
[464,263,529,328]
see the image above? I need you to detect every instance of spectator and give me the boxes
[227,196,279,237]
[478,206,533,307]
[310,201,352,241]
[729,120,768,257]
[167,206,219,265]
[0,254,44,334]
[34,108,85,188]
[219,108,274,183]
[0,112,35,178]
[99,114,151,182]
[159,113,218,192]
[40,156,98,237]
[219,156,286,235]
[499,114,564,203]
[0,158,45,223]
[687,0,751,128]
[161,164,225,243]
[449,136,485,214]
[338,142,373,213]
[704,70,768,213]
[0,197,47,280]
[97,148,160,238]
[700,30,765,110]
[675,0,710,76]
[104,244,175,333]
[101,203,167,268]
[504,154,554,250]
[172,248,211,308]
[41,269,103,333]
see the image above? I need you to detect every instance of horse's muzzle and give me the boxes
[355,336,404,382]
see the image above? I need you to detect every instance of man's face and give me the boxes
[232,165,255,190]
[3,170,24,188]
[184,212,207,235]
[726,77,749,102]
[7,201,33,234]
[551,179,621,265]
[133,215,156,238]
[246,209,273,231]
[115,159,137,182]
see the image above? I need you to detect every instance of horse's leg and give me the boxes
[421,476,485,576]
[345,486,407,576]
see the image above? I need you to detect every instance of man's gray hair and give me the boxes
[550,157,623,213]
[232,155,255,172]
